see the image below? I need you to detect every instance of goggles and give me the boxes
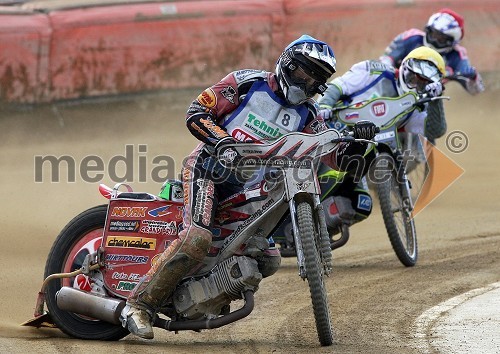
[288,66,323,97]
[427,27,455,49]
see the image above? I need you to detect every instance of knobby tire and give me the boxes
[376,154,418,267]
[297,202,334,346]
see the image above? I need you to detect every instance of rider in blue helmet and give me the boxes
[119,35,377,339]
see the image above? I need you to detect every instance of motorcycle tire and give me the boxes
[44,204,130,340]
[400,133,431,203]
[376,153,418,267]
[297,202,334,346]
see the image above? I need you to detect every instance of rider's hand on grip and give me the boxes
[215,136,254,184]
[318,109,332,121]
[424,82,443,97]
[353,120,378,140]
[458,66,478,79]
[215,136,242,168]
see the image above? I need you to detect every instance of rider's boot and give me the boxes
[120,231,211,339]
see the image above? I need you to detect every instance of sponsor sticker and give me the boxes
[110,206,148,218]
[115,281,138,292]
[221,85,236,104]
[372,102,386,117]
[357,194,372,212]
[243,112,285,140]
[197,88,217,108]
[141,220,177,235]
[106,236,157,250]
[105,253,149,264]
[148,205,172,217]
[108,220,140,232]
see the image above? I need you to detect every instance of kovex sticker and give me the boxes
[106,236,157,250]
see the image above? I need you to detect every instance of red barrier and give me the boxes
[0,0,498,103]
[47,1,284,101]
[0,11,51,103]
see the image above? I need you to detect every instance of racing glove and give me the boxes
[214,137,254,184]
[318,108,332,121]
[458,66,478,79]
[425,82,443,97]
[353,120,378,140]
[215,136,241,167]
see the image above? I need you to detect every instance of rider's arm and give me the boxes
[185,70,265,146]
[303,104,371,172]
[380,29,424,68]
[317,60,373,110]
[446,46,485,95]
[317,83,342,110]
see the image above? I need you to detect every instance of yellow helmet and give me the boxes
[398,46,445,94]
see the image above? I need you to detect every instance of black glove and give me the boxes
[353,120,378,140]
[215,136,242,168]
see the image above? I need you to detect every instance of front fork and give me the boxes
[394,150,414,212]
[288,195,333,279]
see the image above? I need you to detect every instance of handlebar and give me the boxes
[332,128,380,146]
[416,93,450,105]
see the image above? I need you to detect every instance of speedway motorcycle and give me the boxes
[325,92,450,266]
[23,129,371,347]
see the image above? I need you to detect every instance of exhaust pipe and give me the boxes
[56,287,125,325]
[154,290,255,331]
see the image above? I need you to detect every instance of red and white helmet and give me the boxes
[424,8,464,53]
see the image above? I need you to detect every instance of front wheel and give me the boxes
[297,202,334,346]
[44,204,129,340]
[375,154,418,267]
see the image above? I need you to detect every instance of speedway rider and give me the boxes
[316,46,446,231]
[120,35,378,339]
[379,8,484,96]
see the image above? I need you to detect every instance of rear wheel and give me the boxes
[297,202,334,346]
[44,205,129,340]
[375,154,418,267]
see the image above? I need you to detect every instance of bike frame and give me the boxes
[200,129,342,276]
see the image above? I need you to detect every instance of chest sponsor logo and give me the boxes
[244,113,284,139]
[106,236,157,250]
[232,128,258,142]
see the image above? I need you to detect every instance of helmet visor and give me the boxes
[427,27,455,49]
[288,66,322,97]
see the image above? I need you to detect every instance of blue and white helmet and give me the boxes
[424,9,464,53]
[276,35,337,105]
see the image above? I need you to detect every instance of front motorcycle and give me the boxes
[24,129,359,347]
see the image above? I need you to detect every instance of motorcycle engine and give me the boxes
[172,256,262,320]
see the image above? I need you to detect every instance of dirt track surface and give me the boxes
[1,83,499,353]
